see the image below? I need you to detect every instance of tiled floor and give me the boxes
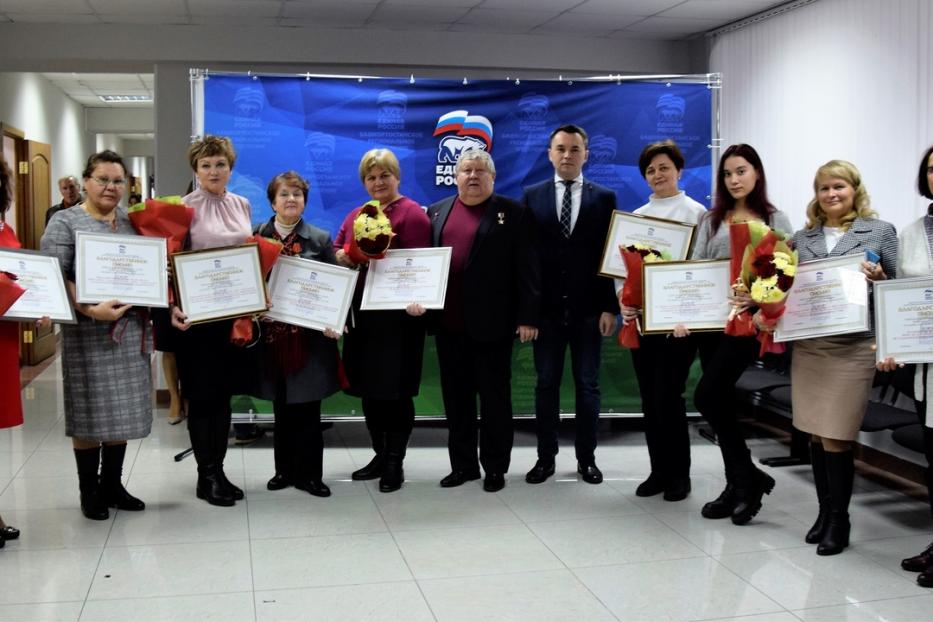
[2,358,932,621]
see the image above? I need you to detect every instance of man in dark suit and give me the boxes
[427,149,540,492]
[521,125,618,485]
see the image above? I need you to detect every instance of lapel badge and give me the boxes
[497,212,505,225]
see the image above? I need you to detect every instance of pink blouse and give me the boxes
[184,187,252,250]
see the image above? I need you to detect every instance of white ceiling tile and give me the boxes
[96,13,191,24]
[88,0,188,16]
[279,17,367,29]
[367,5,471,27]
[189,0,280,17]
[623,14,725,34]
[447,21,529,34]
[660,0,786,20]
[479,0,581,9]
[0,0,93,13]
[532,11,644,35]
[572,0,681,15]
[7,12,101,23]
[381,0,481,5]
[282,2,375,20]
[454,8,550,30]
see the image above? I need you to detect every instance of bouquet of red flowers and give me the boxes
[0,271,26,316]
[617,243,671,349]
[741,222,797,355]
[127,196,194,255]
[230,235,283,346]
[343,200,395,264]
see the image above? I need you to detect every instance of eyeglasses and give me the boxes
[90,176,126,188]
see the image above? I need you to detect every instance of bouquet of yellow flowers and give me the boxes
[343,200,395,264]
[734,221,798,355]
[617,243,672,349]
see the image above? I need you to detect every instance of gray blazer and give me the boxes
[791,216,898,338]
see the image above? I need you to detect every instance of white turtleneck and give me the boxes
[633,190,706,224]
[274,219,298,239]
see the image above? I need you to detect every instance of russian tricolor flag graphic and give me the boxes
[433,110,494,150]
[433,110,467,136]
[458,115,493,148]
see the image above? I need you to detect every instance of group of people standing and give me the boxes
[1,128,931,585]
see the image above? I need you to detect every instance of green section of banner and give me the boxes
[232,338,702,418]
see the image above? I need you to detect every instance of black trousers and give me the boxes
[693,332,760,479]
[435,331,514,474]
[187,395,232,472]
[272,400,323,483]
[361,397,415,457]
[532,316,603,464]
[630,333,697,481]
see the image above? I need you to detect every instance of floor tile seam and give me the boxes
[99,534,256,550]
[788,591,933,614]
[690,606,800,622]
[75,588,257,604]
[551,550,714,572]
[700,554,789,614]
[239,475,261,622]
[562,565,625,621]
[247,526,393,542]
[413,565,594,585]
[384,517,527,533]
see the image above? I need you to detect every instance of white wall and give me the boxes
[709,0,932,234]
[0,72,94,192]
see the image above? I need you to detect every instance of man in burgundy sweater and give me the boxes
[427,149,541,492]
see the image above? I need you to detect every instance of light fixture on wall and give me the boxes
[98,95,152,103]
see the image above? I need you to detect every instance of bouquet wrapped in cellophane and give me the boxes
[230,235,283,347]
[726,220,797,354]
[617,243,671,349]
[343,200,395,264]
[127,196,194,255]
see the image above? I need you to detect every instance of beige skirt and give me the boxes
[791,336,876,441]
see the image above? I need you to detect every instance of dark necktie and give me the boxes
[560,179,573,238]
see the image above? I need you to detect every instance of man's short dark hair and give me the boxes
[548,124,588,148]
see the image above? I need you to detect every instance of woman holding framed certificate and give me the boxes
[877,145,933,582]
[789,159,897,555]
[334,149,430,493]
[41,150,151,521]
[622,140,706,502]
[687,144,792,525]
[251,172,341,498]
[170,135,254,507]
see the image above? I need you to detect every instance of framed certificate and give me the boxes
[265,256,358,333]
[171,244,268,324]
[0,248,76,323]
[75,232,168,307]
[642,259,731,333]
[599,211,696,278]
[873,276,933,363]
[774,255,869,343]
[360,247,452,311]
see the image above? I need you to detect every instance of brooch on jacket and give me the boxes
[497,212,505,225]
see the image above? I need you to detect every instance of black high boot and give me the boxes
[379,428,409,493]
[352,440,385,480]
[268,410,293,490]
[806,443,829,543]
[818,449,854,556]
[74,446,108,520]
[353,402,386,480]
[189,417,234,507]
[731,449,776,526]
[702,446,737,519]
[100,443,144,511]
[212,411,243,501]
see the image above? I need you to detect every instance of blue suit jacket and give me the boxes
[522,178,618,324]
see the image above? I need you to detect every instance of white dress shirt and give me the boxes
[554,173,583,233]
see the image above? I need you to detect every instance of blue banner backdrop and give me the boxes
[202,75,712,233]
[201,74,713,416]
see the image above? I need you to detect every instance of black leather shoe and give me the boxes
[902,542,933,572]
[196,471,236,507]
[663,477,692,502]
[525,460,555,484]
[0,526,20,540]
[577,463,603,484]
[351,455,384,481]
[218,471,244,501]
[918,568,933,588]
[100,481,145,511]
[440,470,481,488]
[295,480,331,498]
[483,472,505,492]
[379,456,404,493]
[635,473,666,497]
[267,473,290,491]
[701,483,736,519]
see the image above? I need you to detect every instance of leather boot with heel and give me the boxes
[817,449,854,556]
[99,443,145,511]
[74,446,108,521]
[806,443,829,543]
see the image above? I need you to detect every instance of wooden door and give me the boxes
[21,140,55,365]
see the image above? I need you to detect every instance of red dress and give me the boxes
[0,222,23,429]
